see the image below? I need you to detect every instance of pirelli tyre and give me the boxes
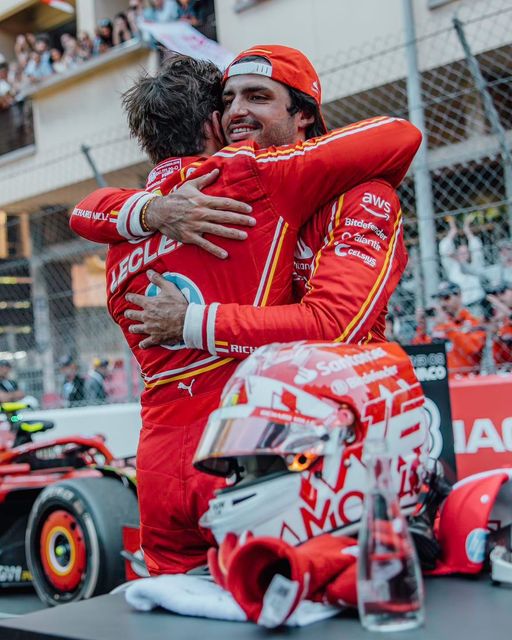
[26,477,139,606]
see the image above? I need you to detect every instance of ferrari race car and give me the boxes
[0,401,139,606]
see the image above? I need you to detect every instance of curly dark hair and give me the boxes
[287,86,326,138]
[122,54,223,164]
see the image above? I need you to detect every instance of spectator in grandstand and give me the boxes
[430,281,486,376]
[85,358,109,404]
[25,32,37,50]
[7,60,27,95]
[439,214,486,312]
[24,33,53,81]
[60,34,86,69]
[144,0,179,22]
[385,312,399,342]
[113,12,134,46]
[49,48,66,73]
[483,239,512,290]
[0,360,24,402]
[14,34,32,69]
[487,283,512,369]
[93,19,114,55]
[411,305,435,346]
[59,355,86,407]
[176,0,206,27]
[77,31,94,59]
[0,59,15,110]
[126,0,144,38]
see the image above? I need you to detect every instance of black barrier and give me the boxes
[404,343,457,481]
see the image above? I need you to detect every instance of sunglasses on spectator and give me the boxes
[439,294,454,300]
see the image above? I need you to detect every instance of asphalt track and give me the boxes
[0,586,46,618]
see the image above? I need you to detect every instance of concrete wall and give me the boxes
[28,402,141,458]
[215,0,396,67]
[215,0,509,79]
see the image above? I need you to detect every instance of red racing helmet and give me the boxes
[194,341,428,544]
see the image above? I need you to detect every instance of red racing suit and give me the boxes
[190,178,405,357]
[70,117,421,574]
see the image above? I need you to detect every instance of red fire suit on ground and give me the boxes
[70,117,421,574]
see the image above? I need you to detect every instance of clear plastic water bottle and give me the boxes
[357,438,425,632]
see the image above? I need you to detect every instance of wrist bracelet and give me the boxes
[140,196,157,232]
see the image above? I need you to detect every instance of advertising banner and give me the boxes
[450,374,512,479]
[140,21,235,70]
[404,343,457,480]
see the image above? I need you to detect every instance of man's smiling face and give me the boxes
[221,74,305,148]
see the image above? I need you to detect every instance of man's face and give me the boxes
[0,365,11,379]
[439,292,461,316]
[456,244,470,263]
[500,245,512,265]
[34,39,48,53]
[221,75,308,148]
[98,364,109,377]
[61,364,77,379]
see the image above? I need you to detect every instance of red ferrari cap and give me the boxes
[430,470,512,576]
[224,44,327,133]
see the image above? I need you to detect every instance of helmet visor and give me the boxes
[193,405,331,476]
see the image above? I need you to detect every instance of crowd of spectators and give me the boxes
[0,0,210,109]
[390,214,512,377]
[59,355,110,406]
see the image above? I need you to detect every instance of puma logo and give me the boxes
[178,378,195,397]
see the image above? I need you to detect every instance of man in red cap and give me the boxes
[71,50,420,575]
[220,44,328,146]
[123,45,408,355]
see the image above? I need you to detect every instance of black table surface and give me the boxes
[0,576,510,640]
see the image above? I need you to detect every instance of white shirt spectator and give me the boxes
[439,221,486,307]
[25,51,53,81]
[481,240,512,289]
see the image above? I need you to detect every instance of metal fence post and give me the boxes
[402,0,439,304]
[453,15,512,237]
[81,144,108,188]
[30,255,57,397]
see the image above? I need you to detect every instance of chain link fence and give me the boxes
[320,0,512,376]
[1,0,511,404]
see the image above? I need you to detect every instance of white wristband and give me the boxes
[117,192,156,240]
[184,303,207,350]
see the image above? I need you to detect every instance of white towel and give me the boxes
[124,574,341,626]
